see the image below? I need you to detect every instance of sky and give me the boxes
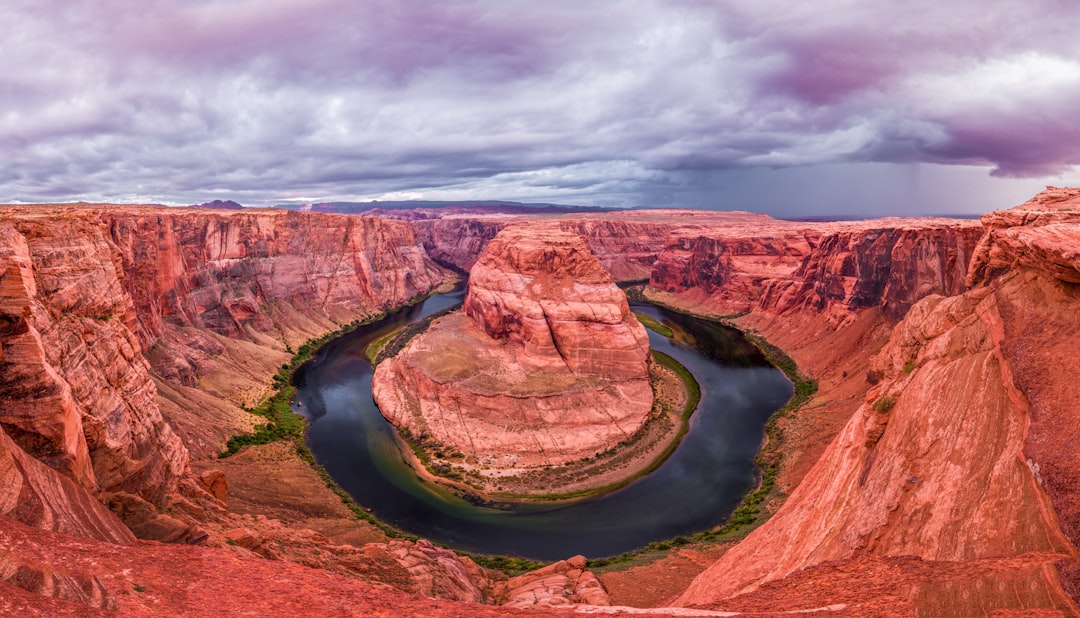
[3,0,1080,217]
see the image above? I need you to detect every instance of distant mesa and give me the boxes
[280,199,618,219]
[191,199,245,210]
[372,227,653,470]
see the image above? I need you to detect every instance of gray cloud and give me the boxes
[2,0,1079,213]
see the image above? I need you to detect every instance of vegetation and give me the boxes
[902,361,916,374]
[462,554,545,576]
[216,292,450,538]
[874,395,897,414]
[632,310,674,338]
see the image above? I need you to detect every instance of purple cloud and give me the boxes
[1,0,1079,213]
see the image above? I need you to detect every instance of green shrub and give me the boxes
[874,395,897,414]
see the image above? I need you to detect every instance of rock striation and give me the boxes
[0,216,188,507]
[674,189,1080,613]
[647,218,984,326]
[0,206,452,537]
[373,227,653,468]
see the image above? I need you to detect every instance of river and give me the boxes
[293,288,793,561]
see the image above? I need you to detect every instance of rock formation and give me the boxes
[0,216,188,506]
[648,227,819,315]
[373,227,653,468]
[647,218,984,325]
[673,189,1080,614]
[0,205,452,536]
[414,209,750,282]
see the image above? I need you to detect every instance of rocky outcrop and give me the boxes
[463,228,651,378]
[0,217,188,506]
[0,206,452,530]
[0,515,624,618]
[648,219,983,326]
[648,228,818,315]
[967,185,1080,287]
[373,228,653,468]
[498,555,610,608]
[675,189,1080,613]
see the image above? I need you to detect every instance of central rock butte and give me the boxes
[371,227,653,469]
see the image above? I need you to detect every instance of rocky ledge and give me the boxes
[372,227,653,473]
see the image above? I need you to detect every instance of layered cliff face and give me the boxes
[373,228,653,468]
[0,206,452,525]
[764,222,984,325]
[676,190,1080,613]
[414,217,507,272]
[0,216,188,507]
[554,218,678,282]
[415,211,692,282]
[103,210,448,384]
[647,219,983,326]
[648,228,818,315]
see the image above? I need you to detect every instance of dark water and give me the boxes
[295,289,792,560]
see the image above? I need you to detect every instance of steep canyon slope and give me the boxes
[669,189,1080,614]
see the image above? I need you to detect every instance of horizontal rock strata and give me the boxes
[373,227,652,468]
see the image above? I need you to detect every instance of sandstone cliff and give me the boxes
[415,210,719,282]
[0,206,452,528]
[373,227,653,468]
[675,189,1080,614]
[647,227,818,315]
[0,216,188,506]
[647,218,983,325]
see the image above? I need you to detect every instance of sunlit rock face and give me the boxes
[373,227,653,468]
[463,227,651,379]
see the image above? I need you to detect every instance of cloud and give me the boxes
[2,0,1080,211]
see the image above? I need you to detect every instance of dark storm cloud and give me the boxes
[1,0,1079,210]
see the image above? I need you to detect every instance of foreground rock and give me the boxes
[373,227,653,470]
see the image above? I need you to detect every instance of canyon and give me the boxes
[0,189,1078,616]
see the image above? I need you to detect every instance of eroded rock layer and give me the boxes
[648,218,984,325]
[0,205,451,527]
[674,189,1080,613]
[374,227,653,468]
